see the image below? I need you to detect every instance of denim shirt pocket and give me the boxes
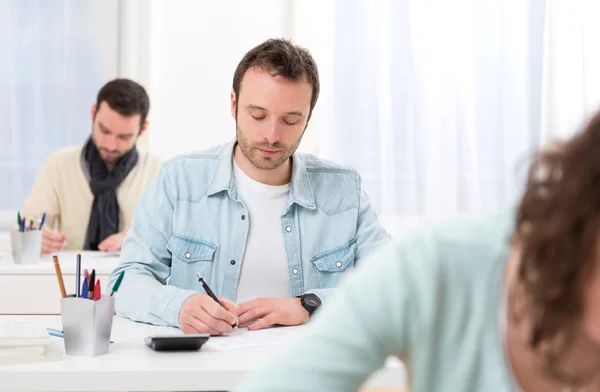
[311,240,356,288]
[166,234,217,285]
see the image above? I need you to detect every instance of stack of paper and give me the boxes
[0,318,60,365]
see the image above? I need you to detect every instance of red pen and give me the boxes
[93,280,101,300]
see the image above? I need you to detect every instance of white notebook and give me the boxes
[0,318,60,365]
[0,318,51,348]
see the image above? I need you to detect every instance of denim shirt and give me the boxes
[108,141,390,327]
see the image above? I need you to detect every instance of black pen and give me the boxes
[88,269,96,299]
[196,272,238,330]
[76,251,81,297]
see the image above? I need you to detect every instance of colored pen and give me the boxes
[81,277,88,300]
[196,272,238,330]
[47,328,63,338]
[39,213,46,230]
[110,271,125,296]
[76,252,81,298]
[52,256,67,298]
[93,279,101,300]
[17,212,21,230]
[47,328,113,343]
[88,269,96,299]
[84,269,89,281]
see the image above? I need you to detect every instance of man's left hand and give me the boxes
[97,232,126,252]
[237,297,310,331]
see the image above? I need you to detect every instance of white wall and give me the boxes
[146,0,300,159]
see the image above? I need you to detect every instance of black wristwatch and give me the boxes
[298,293,321,316]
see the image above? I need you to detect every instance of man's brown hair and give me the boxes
[232,38,320,120]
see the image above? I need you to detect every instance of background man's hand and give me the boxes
[41,228,67,254]
[98,231,126,252]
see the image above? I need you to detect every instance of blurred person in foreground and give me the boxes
[236,110,600,391]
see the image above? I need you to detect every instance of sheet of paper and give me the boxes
[204,326,300,351]
[0,318,50,348]
[0,318,47,339]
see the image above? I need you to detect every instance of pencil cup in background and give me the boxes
[10,229,42,264]
[60,296,115,356]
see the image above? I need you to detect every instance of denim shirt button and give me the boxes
[285,226,292,232]
[185,252,191,259]
[335,261,342,268]
[292,268,298,275]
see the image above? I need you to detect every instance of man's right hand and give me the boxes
[41,228,67,254]
[179,294,239,335]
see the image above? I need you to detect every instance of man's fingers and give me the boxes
[98,234,124,252]
[97,236,111,248]
[218,296,240,316]
[247,313,278,331]
[98,238,116,251]
[43,229,63,241]
[42,238,63,254]
[238,307,269,326]
[238,298,263,314]
[181,315,222,335]
[201,298,238,326]
[42,230,67,254]
[197,309,234,334]
[42,235,62,246]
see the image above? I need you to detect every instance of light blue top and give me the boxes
[108,140,390,327]
[235,211,517,391]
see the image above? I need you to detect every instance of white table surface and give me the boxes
[0,315,405,391]
[0,252,120,314]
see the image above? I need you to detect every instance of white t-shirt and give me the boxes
[233,161,291,304]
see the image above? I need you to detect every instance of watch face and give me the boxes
[303,294,321,309]
[305,297,320,307]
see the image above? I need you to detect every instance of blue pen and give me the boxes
[47,328,64,338]
[81,277,88,300]
[39,213,46,230]
[47,328,113,343]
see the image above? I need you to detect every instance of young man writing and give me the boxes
[108,39,390,333]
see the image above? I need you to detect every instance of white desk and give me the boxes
[0,252,120,314]
[0,315,406,391]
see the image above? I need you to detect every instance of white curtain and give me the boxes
[540,0,600,143]
[301,0,546,235]
[0,0,119,222]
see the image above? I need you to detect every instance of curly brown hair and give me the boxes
[514,110,600,376]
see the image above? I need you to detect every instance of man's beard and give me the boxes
[235,123,302,170]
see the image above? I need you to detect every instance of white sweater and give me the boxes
[22,145,163,251]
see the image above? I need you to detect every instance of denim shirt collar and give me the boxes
[207,139,316,210]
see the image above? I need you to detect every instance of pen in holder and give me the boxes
[10,229,42,264]
[60,296,115,356]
